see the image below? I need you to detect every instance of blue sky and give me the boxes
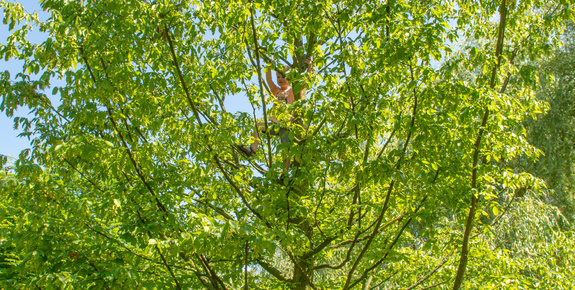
[1,0,46,160]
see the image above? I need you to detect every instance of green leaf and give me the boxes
[492,205,499,216]
[0,1,570,288]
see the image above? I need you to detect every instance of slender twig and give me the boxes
[300,235,338,260]
[423,279,450,290]
[186,192,236,221]
[376,128,396,161]
[104,104,168,214]
[405,247,456,290]
[244,241,249,289]
[81,50,170,216]
[213,155,271,228]
[326,213,405,251]
[155,244,183,290]
[471,187,520,240]
[83,222,194,273]
[196,254,223,289]
[369,270,399,289]
[248,6,273,167]
[62,158,104,192]
[163,25,203,126]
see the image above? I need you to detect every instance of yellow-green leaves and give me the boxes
[0,0,573,289]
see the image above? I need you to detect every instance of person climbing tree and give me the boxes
[237,58,312,173]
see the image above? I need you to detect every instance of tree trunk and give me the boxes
[292,219,314,290]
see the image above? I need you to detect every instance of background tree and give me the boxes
[1,0,573,289]
[523,21,575,225]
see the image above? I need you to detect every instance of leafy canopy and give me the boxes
[0,0,573,289]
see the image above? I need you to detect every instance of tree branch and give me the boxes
[256,259,291,282]
[453,1,508,289]
[213,155,271,228]
[286,251,318,290]
[344,60,419,289]
[405,247,456,290]
[249,6,274,167]
[350,196,428,288]
[164,24,203,126]
[79,47,186,289]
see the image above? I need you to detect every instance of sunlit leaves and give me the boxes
[0,0,573,288]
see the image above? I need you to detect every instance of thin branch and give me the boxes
[472,187,522,240]
[313,156,332,226]
[83,222,194,273]
[155,244,183,290]
[328,213,405,250]
[313,215,380,272]
[376,128,396,161]
[343,179,394,289]
[453,1,508,289]
[344,60,419,289]
[309,115,328,140]
[249,6,274,167]
[198,254,229,290]
[370,270,399,289]
[423,279,450,290]
[81,49,171,216]
[164,25,203,126]
[213,155,271,228]
[244,241,249,289]
[363,275,373,290]
[189,197,235,221]
[350,195,428,289]
[405,247,456,290]
[104,104,168,214]
[63,159,207,285]
[62,158,104,192]
[301,236,337,260]
[196,254,224,289]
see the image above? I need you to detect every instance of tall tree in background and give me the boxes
[525,21,575,225]
[1,0,572,289]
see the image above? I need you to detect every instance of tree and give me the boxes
[524,21,575,225]
[0,0,573,289]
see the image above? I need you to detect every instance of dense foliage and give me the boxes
[523,22,575,225]
[1,0,574,289]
